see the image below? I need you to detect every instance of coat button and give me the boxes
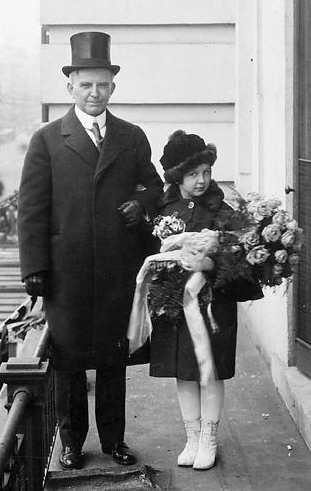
[188,201,194,209]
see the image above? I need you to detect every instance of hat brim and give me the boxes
[62,64,120,77]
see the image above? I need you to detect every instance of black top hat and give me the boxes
[62,32,120,77]
[160,130,217,183]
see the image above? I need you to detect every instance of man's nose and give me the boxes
[90,85,100,97]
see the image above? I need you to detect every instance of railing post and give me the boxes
[0,356,56,491]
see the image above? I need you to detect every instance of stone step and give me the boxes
[44,465,163,491]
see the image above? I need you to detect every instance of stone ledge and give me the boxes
[271,353,311,452]
[45,464,165,490]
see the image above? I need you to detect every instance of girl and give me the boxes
[147,130,262,470]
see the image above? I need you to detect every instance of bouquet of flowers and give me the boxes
[242,192,303,286]
[152,213,186,239]
[148,192,304,322]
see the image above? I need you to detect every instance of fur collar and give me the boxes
[158,179,224,212]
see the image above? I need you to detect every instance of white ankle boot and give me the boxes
[193,420,219,470]
[177,419,201,466]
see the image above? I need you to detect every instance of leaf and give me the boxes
[148,266,189,323]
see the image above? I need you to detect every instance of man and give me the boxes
[18,32,163,470]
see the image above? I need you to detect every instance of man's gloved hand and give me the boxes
[118,200,143,228]
[24,271,50,297]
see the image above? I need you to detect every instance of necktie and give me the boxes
[91,121,103,149]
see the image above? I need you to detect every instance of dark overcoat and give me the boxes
[149,181,263,380]
[18,107,163,370]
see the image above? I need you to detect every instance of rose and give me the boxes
[273,264,283,275]
[272,210,291,229]
[241,229,260,251]
[246,193,262,214]
[286,219,298,232]
[253,200,275,221]
[246,192,261,203]
[281,230,295,248]
[275,249,288,264]
[246,245,270,265]
[266,197,282,210]
[262,224,282,243]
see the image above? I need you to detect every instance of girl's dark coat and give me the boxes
[18,107,163,370]
[149,181,263,380]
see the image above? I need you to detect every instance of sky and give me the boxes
[0,0,40,53]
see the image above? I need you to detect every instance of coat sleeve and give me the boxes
[18,129,52,280]
[130,126,163,219]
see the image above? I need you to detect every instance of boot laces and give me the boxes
[201,421,219,449]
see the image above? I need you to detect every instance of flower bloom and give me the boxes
[246,192,261,203]
[281,230,295,248]
[262,224,282,242]
[246,245,270,265]
[153,214,185,239]
[272,210,291,229]
[241,229,260,251]
[266,197,282,210]
[273,264,283,275]
[275,250,288,264]
[286,219,298,232]
[252,200,276,221]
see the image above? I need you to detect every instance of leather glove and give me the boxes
[24,271,50,297]
[118,200,143,228]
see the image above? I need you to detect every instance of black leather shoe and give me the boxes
[59,446,84,470]
[102,441,137,465]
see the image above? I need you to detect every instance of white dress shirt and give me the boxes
[75,105,107,147]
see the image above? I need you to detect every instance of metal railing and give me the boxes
[0,300,56,491]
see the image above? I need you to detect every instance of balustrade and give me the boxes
[0,299,56,491]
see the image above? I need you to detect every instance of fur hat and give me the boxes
[160,130,217,184]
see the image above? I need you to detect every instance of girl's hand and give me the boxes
[180,251,215,272]
[160,232,196,252]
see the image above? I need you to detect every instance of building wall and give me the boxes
[40,0,236,181]
[237,0,295,368]
[40,0,297,370]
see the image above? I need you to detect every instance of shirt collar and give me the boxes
[75,105,106,130]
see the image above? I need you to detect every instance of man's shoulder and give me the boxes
[107,111,143,134]
[34,115,64,138]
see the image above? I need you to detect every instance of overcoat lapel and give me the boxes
[95,110,127,177]
[61,106,99,169]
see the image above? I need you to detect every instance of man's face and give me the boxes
[67,68,116,116]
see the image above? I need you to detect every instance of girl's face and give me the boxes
[179,162,212,199]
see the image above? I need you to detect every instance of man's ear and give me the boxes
[110,82,116,96]
[67,82,74,98]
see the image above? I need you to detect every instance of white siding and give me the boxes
[40,0,236,179]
